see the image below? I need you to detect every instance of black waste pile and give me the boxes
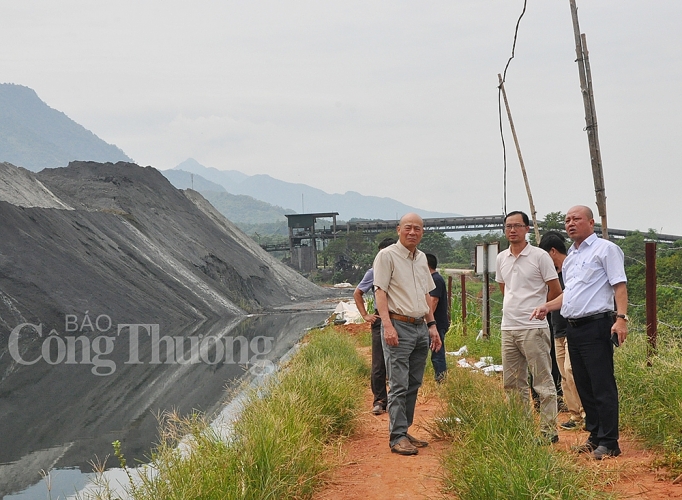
[0,161,329,493]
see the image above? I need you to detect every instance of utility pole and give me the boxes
[498,74,541,243]
[569,0,608,239]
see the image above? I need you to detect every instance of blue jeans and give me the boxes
[430,328,447,381]
[381,319,429,447]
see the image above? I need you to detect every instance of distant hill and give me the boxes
[162,169,226,192]
[0,83,131,171]
[161,169,292,224]
[174,159,460,221]
[200,191,294,225]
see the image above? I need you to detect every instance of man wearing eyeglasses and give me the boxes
[496,211,562,443]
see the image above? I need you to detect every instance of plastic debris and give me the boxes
[457,358,472,368]
[446,345,468,356]
[482,365,504,376]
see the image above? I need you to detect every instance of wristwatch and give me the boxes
[616,313,629,322]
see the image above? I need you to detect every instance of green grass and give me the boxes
[89,303,682,498]
[106,328,367,500]
[439,308,682,494]
[615,321,682,476]
[435,353,610,499]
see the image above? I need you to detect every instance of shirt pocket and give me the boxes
[579,261,603,284]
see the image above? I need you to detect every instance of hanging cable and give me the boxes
[498,0,528,215]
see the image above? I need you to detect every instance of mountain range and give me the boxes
[0,83,131,170]
[0,83,458,222]
[165,158,459,222]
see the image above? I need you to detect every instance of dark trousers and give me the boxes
[371,318,388,408]
[430,328,447,381]
[567,316,619,449]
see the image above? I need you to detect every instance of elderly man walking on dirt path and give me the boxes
[373,213,442,456]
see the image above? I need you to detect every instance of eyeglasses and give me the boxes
[505,224,527,230]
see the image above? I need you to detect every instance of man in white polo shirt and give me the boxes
[496,211,562,443]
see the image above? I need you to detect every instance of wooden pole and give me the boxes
[497,74,541,243]
[645,242,657,364]
[569,0,609,239]
[482,242,490,339]
[460,274,467,336]
[447,275,453,314]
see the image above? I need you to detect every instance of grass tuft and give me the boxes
[615,322,682,476]
[119,327,366,500]
[436,325,610,499]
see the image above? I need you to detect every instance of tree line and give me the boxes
[316,212,682,327]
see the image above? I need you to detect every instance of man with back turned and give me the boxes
[353,237,396,415]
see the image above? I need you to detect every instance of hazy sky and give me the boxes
[2,1,681,234]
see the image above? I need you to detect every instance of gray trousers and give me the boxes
[381,319,429,447]
[502,328,558,436]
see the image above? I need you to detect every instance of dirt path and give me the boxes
[315,324,682,500]
[314,343,454,500]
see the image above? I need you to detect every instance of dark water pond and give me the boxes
[0,310,330,499]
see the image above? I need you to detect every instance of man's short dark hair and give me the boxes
[539,231,567,255]
[425,253,438,270]
[378,237,396,250]
[504,210,530,226]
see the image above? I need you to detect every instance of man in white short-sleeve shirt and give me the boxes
[496,211,562,442]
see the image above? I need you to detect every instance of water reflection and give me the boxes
[0,311,329,499]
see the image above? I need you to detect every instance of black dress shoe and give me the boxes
[591,445,621,460]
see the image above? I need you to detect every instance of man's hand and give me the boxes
[384,323,399,346]
[530,305,549,321]
[428,325,442,352]
[362,313,379,324]
[611,318,628,346]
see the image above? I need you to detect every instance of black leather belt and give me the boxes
[566,312,614,328]
[389,312,424,325]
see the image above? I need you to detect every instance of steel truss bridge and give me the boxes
[260,214,680,252]
[345,215,682,243]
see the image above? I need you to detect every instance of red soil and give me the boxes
[316,323,682,499]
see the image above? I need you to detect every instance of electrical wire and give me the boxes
[498,0,528,216]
